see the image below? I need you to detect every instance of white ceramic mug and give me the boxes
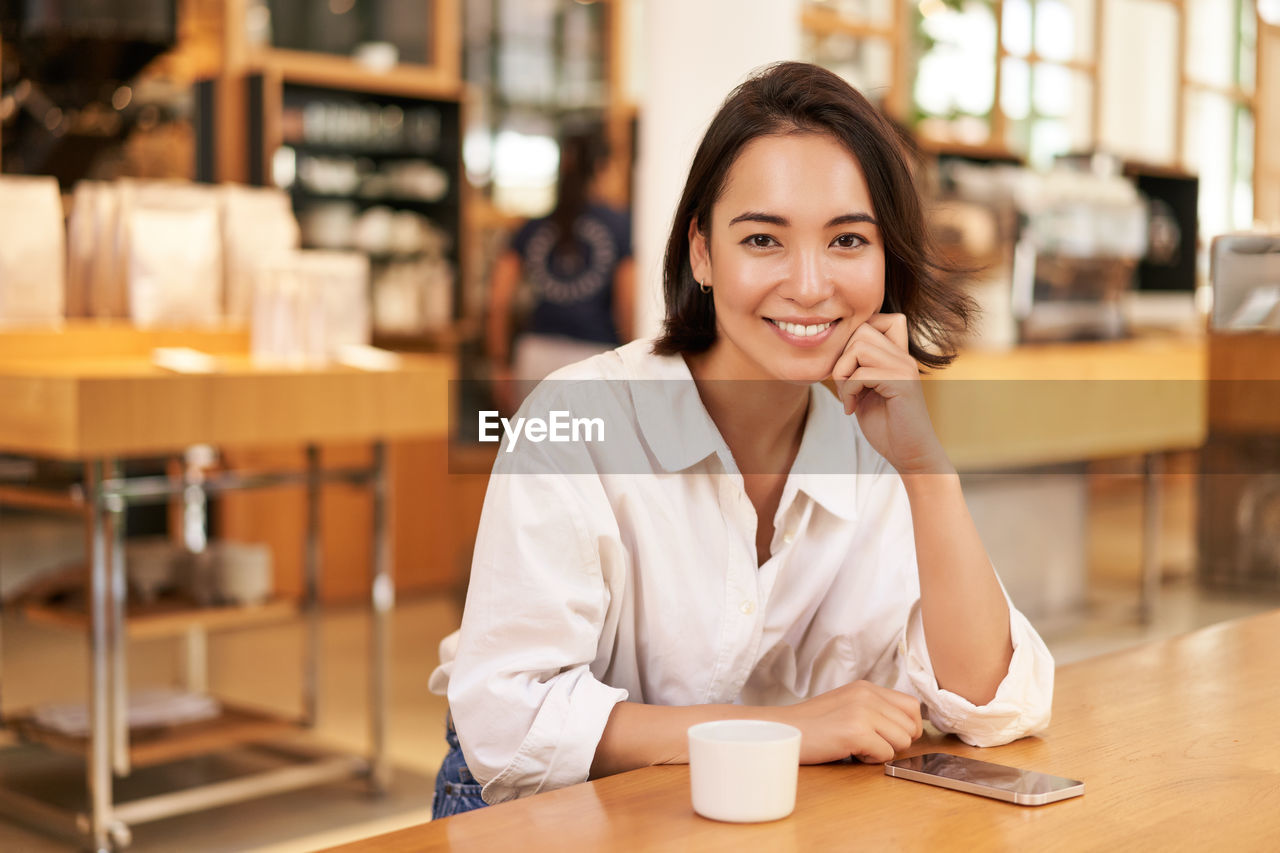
[687,719,802,823]
[212,541,273,606]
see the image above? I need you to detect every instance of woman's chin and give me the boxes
[774,362,836,385]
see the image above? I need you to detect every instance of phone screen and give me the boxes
[885,753,1084,805]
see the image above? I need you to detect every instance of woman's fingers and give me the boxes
[838,367,904,413]
[849,686,925,760]
[872,702,922,745]
[832,322,914,383]
[797,681,925,764]
[852,737,897,765]
[874,718,916,754]
[880,687,926,730]
[865,312,910,351]
[865,686,924,742]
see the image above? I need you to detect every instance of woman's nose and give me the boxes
[780,250,833,306]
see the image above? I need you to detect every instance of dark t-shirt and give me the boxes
[509,203,632,346]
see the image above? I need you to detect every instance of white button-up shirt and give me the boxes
[430,339,1054,805]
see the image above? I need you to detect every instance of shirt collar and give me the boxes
[622,341,862,521]
[788,385,860,521]
[621,340,725,473]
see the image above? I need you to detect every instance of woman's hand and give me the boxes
[831,313,953,476]
[784,680,924,764]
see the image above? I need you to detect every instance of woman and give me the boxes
[431,62,1053,818]
[485,126,635,413]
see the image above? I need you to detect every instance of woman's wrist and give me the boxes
[895,450,957,480]
[899,467,962,503]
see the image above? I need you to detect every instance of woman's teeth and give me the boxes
[772,319,833,337]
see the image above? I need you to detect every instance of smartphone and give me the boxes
[884,753,1084,806]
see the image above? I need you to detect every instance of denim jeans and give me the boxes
[432,712,489,819]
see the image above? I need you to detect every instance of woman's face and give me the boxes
[689,132,886,384]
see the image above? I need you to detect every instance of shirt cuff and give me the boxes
[900,601,1055,747]
[479,671,629,805]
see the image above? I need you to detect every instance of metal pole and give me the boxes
[369,441,393,793]
[304,444,322,728]
[86,460,114,852]
[182,448,210,555]
[1139,452,1165,624]
[183,627,208,694]
[105,459,130,780]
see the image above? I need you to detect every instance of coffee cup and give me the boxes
[212,541,273,606]
[687,719,802,823]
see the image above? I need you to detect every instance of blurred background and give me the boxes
[0,1,1278,850]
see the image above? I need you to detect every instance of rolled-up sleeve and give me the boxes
[899,598,1054,747]
[446,466,627,804]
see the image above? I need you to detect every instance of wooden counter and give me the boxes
[0,355,450,459]
[0,326,457,600]
[1207,332,1280,432]
[326,608,1280,852]
[926,336,1206,471]
[943,336,1204,381]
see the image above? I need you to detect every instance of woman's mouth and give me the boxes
[765,317,840,347]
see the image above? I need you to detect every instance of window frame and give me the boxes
[800,0,1266,229]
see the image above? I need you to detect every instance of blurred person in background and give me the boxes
[485,124,635,413]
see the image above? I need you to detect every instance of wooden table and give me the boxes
[328,609,1280,851]
[0,333,452,851]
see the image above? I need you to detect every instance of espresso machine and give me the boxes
[1009,162,1149,342]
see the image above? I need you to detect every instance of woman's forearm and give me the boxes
[900,471,1013,706]
[590,701,790,779]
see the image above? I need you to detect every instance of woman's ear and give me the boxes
[688,217,710,285]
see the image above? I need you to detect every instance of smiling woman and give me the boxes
[429,62,1054,821]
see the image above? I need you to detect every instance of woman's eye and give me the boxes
[833,233,866,249]
[744,234,778,248]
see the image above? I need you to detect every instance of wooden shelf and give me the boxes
[0,483,84,514]
[290,189,453,210]
[9,704,303,769]
[22,598,297,641]
[915,137,1024,164]
[256,49,462,100]
[0,322,249,364]
[800,6,894,40]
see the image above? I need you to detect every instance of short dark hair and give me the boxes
[652,62,972,369]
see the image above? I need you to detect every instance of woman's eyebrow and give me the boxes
[825,212,878,227]
[726,211,879,227]
[728,211,787,227]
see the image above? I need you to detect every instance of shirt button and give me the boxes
[740,600,755,615]
[782,531,796,544]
